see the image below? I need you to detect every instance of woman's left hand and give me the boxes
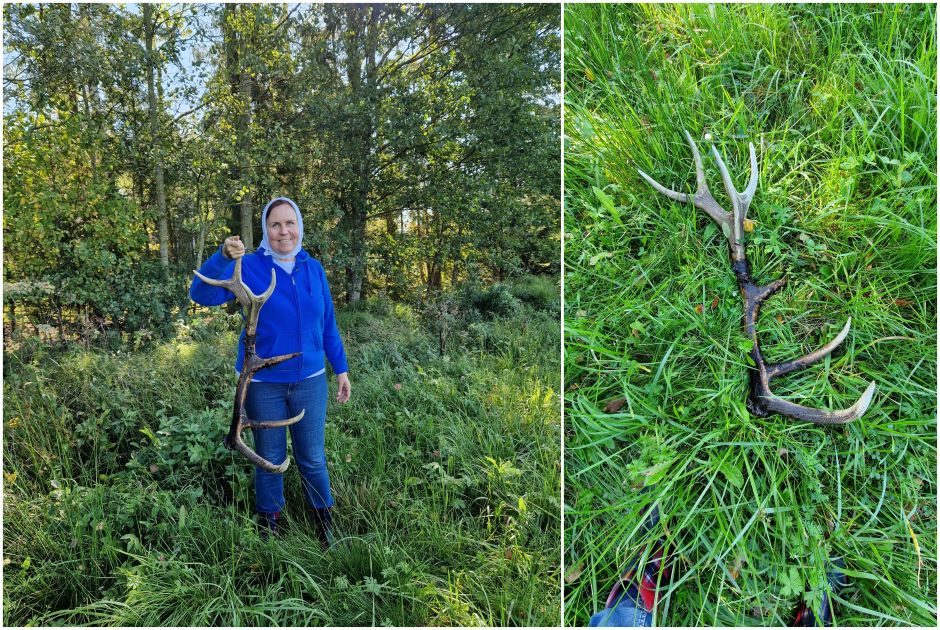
[336,372,351,404]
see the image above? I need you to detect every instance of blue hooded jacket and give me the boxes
[189,244,349,382]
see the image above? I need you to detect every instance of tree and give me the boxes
[294,4,560,302]
[143,3,170,269]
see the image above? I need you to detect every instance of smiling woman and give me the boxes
[189,196,352,545]
[265,200,301,258]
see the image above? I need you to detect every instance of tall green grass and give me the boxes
[564,4,935,626]
[3,275,561,626]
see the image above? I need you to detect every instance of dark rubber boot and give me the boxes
[309,506,335,548]
[257,510,282,540]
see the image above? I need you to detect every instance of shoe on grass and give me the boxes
[603,501,675,613]
[792,557,848,627]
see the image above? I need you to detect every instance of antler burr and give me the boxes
[638,130,876,425]
[194,257,304,472]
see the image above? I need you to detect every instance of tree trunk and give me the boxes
[195,193,207,268]
[144,4,169,270]
[238,67,254,249]
[79,5,101,183]
[340,6,379,304]
[428,262,442,290]
[346,232,366,303]
[222,4,254,248]
[7,302,16,338]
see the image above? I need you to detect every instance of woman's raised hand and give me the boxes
[223,235,245,260]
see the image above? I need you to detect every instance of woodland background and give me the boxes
[3,2,560,342]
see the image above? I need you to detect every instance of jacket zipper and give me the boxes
[291,264,302,382]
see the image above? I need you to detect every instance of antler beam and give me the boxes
[194,257,303,472]
[638,131,876,425]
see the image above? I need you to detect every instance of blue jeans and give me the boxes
[244,373,333,512]
[589,594,652,627]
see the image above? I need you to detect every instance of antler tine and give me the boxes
[226,400,305,475]
[226,428,293,473]
[242,269,277,338]
[682,129,708,193]
[637,169,691,204]
[709,144,749,262]
[194,265,250,308]
[710,144,739,206]
[768,318,853,379]
[243,411,305,431]
[638,130,731,228]
[257,269,277,303]
[761,381,877,425]
[741,143,759,206]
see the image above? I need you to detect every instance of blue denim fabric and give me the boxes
[589,594,652,627]
[245,373,333,511]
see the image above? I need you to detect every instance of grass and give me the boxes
[564,4,936,626]
[3,276,561,626]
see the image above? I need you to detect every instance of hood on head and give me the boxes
[259,197,304,261]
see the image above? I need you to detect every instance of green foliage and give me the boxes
[3,108,187,340]
[3,301,560,626]
[455,283,524,322]
[200,3,560,302]
[417,276,557,357]
[565,3,936,626]
[508,275,562,315]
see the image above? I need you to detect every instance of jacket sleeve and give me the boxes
[318,261,349,374]
[189,245,237,306]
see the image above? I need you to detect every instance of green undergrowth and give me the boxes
[565,4,936,627]
[3,275,560,626]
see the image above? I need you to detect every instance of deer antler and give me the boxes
[194,257,303,472]
[638,131,876,425]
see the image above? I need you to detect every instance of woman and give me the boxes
[189,196,351,545]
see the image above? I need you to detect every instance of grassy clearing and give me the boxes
[3,276,560,626]
[564,4,935,626]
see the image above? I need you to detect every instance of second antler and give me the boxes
[638,130,876,425]
[194,257,304,472]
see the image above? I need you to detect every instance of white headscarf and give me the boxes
[259,197,304,261]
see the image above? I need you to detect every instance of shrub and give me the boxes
[507,275,560,314]
[455,283,523,320]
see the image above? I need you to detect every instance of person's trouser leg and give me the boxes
[589,589,653,627]
[287,373,333,509]
[246,381,290,513]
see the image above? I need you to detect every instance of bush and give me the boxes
[59,261,188,337]
[456,283,523,320]
[420,281,543,355]
[507,275,560,314]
